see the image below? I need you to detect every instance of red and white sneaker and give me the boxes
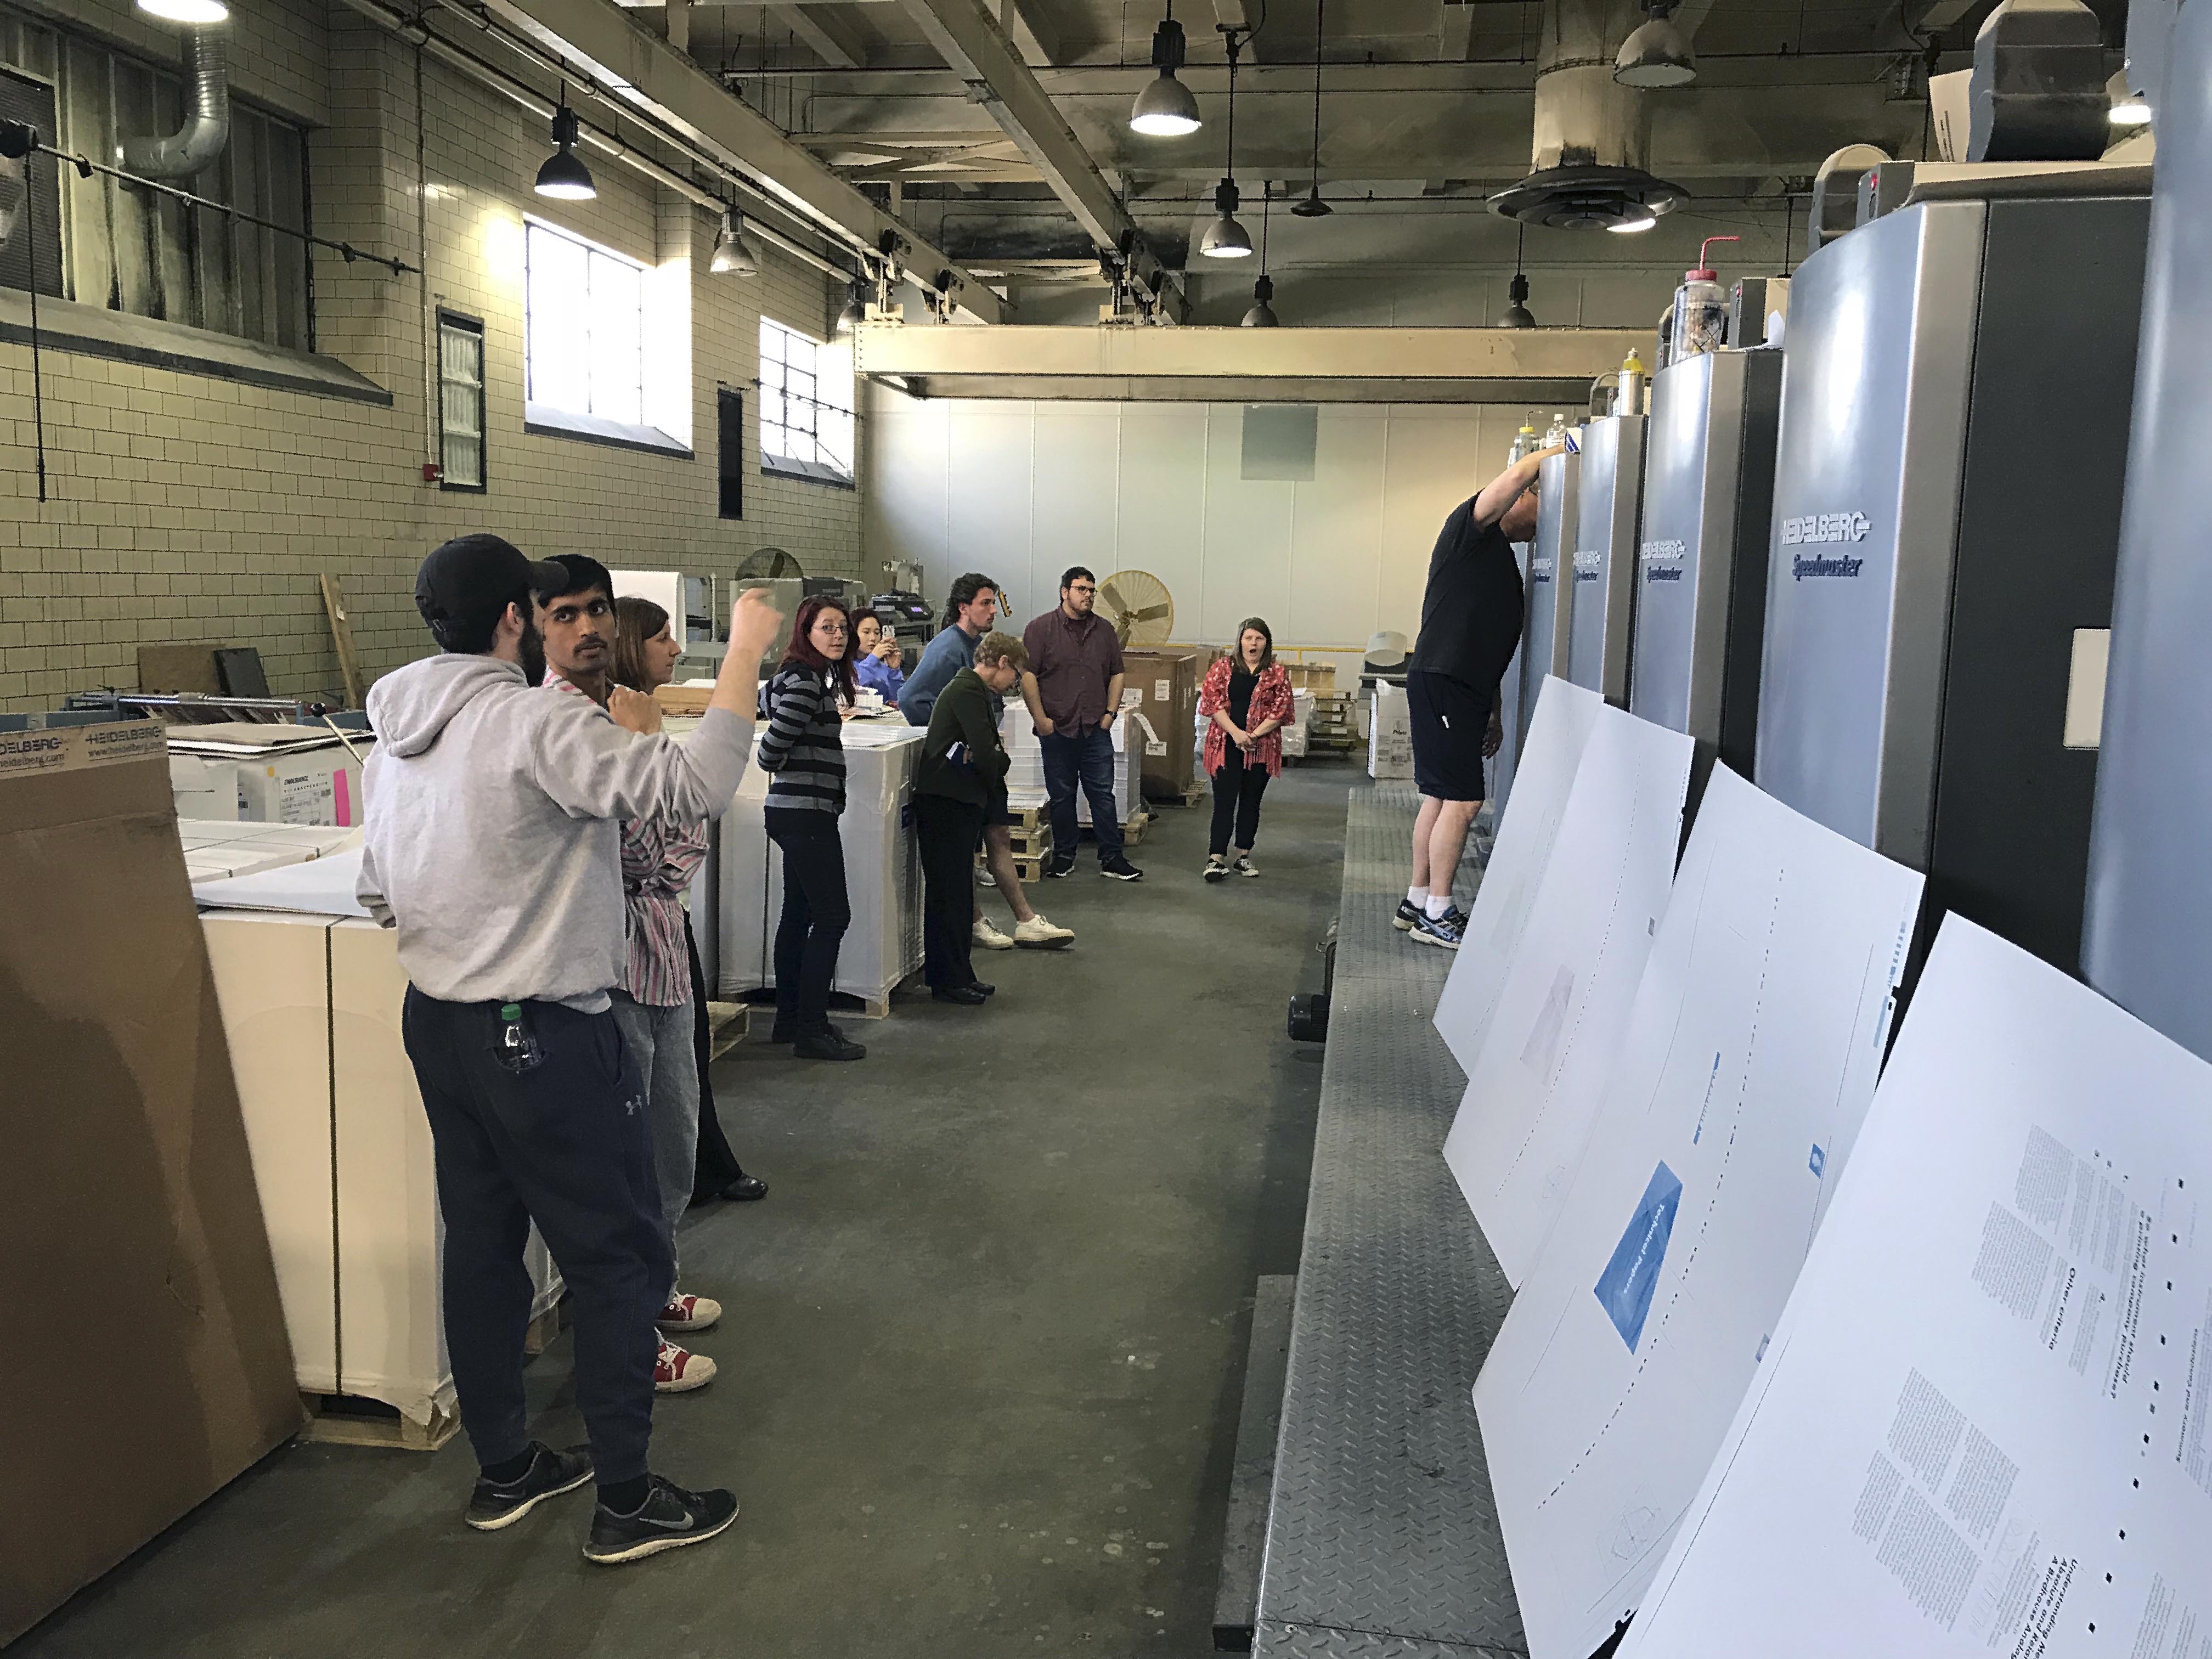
[654,1339,717,1394]
[655,1292,722,1334]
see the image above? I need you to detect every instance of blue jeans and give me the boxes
[1041,726,1125,862]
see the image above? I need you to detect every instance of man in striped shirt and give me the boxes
[534,556,723,1395]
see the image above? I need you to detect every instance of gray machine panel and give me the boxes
[2085,0,2211,1057]
[1517,449,1578,744]
[1754,200,1985,857]
[1630,348,1783,776]
[1489,541,1532,809]
[1565,414,1645,704]
[1758,191,2147,972]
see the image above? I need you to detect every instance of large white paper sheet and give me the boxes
[1621,917,2212,1659]
[1442,703,1693,1286]
[193,847,374,918]
[1434,675,1606,1073]
[1475,765,1924,1659]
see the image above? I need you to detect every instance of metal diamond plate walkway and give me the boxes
[1255,785,1526,1659]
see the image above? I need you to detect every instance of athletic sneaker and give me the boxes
[1013,914,1075,948]
[1100,855,1144,882]
[1410,906,1467,950]
[973,916,1015,951]
[656,1292,721,1334]
[583,1476,740,1566]
[1392,899,1423,932]
[1231,856,1260,878]
[654,1340,716,1393]
[464,1442,593,1532]
[1204,856,1230,883]
[1044,854,1077,879]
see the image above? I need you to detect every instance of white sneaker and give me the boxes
[1013,913,1076,949]
[973,917,1015,951]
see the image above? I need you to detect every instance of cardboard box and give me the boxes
[0,727,299,1645]
[1121,650,1199,800]
[201,912,561,1426]
[1369,681,1415,780]
[167,728,368,827]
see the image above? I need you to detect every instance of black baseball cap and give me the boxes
[414,534,566,647]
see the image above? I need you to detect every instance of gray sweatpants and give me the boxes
[608,991,701,1284]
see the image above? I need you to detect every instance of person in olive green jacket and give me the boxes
[915,633,1029,1005]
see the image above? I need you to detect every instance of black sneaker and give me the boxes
[1410,906,1468,950]
[582,1475,740,1565]
[1204,857,1230,883]
[1392,899,1422,932]
[794,1027,866,1061]
[464,1442,594,1532]
[1100,855,1144,882]
[1044,855,1077,879]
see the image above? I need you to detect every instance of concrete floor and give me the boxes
[15,764,1359,1659]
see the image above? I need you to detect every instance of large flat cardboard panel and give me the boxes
[1434,676,1605,1070]
[1442,703,1694,1285]
[1620,919,2212,1658]
[1289,413,1387,650]
[201,912,340,1396]
[1476,766,1923,1659]
[0,753,298,1646]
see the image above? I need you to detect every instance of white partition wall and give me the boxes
[1476,766,1924,1659]
[1441,703,1694,1286]
[1619,918,2212,1659]
[865,393,1526,679]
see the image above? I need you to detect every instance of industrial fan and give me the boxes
[1097,569,1175,646]
[737,547,804,582]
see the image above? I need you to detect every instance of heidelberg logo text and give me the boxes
[1782,511,1870,580]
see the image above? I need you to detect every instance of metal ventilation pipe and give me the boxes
[121,25,230,180]
[1531,0,1650,176]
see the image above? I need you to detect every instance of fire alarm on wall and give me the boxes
[421,461,443,483]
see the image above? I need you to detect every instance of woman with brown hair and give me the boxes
[757,596,864,1062]
[1198,616,1296,882]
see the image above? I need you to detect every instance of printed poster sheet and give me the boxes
[1434,675,1605,1075]
[1442,702,1694,1286]
[1474,765,1923,1659]
[1620,917,2212,1659]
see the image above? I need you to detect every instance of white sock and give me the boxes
[1425,894,1454,921]
[1407,886,1430,907]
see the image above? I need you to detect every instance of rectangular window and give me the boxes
[524,218,646,427]
[716,386,743,519]
[758,317,854,486]
[438,311,486,492]
[0,14,313,350]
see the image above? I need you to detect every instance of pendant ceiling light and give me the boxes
[709,208,760,274]
[534,99,596,200]
[1130,2,1203,137]
[1290,0,1331,218]
[1613,1,1697,88]
[1499,222,1536,326]
[1243,184,1280,324]
[1200,35,1254,258]
[137,0,229,21]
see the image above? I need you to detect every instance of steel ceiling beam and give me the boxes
[477,0,1008,320]
[890,0,1185,317]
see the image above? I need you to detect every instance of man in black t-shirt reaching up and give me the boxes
[1400,442,1564,949]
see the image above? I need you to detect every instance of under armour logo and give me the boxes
[624,1095,644,1116]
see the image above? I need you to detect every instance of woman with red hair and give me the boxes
[757,596,864,1061]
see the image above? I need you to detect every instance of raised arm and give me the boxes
[1471,443,1567,531]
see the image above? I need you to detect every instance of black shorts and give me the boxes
[1406,670,1491,803]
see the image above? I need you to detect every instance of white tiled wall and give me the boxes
[0,0,864,713]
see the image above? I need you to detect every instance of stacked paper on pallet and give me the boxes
[1000,703,1143,826]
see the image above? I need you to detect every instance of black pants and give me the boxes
[916,793,986,990]
[1210,742,1270,856]
[400,988,670,1484]
[766,808,851,1032]
[685,917,750,1203]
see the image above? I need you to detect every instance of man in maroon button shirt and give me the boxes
[1020,567,1143,881]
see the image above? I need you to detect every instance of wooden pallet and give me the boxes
[736,983,903,1020]
[1007,854,1046,884]
[704,1000,751,1061]
[998,825,1053,859]
[300,1393,462,1452]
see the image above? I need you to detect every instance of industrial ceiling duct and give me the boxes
[1489,0,1687,231]
[120,24,229,180]
[1967,0,2111,162]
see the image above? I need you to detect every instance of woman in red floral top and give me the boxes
[1199,617,1296,882]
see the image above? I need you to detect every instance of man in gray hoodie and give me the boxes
[358,533,782,1565]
